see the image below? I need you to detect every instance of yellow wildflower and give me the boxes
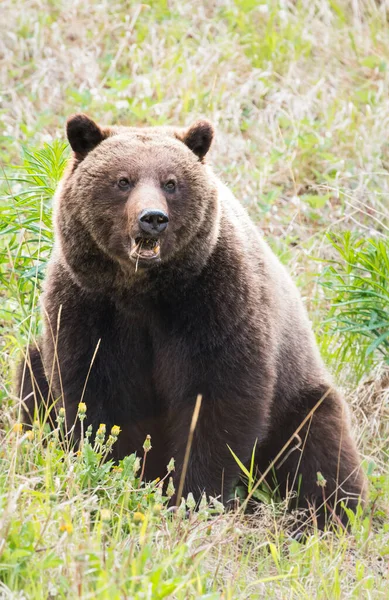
[78,402,87,415]
[133,511,146,523]
[59,522,73,534]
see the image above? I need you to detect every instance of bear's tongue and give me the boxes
[131,237,160,260]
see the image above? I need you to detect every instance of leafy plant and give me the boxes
[0,141,68,335]
[228,441,275,505]
[320,231,389,379]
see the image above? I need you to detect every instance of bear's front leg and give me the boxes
[167,394,266,506]
[18,332,113,443]
[35,264,120,443]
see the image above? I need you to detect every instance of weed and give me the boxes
[320,232,389,380]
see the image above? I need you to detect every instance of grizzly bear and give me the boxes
[17,114,366,527]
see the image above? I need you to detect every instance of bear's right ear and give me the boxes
[66,114,107,160]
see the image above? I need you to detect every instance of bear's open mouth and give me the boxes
[129,237,161,265]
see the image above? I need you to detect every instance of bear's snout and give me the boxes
[138,209,169,236]
[128,208,169,267]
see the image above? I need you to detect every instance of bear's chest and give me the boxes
[104,297,219,406]
[107,296,265,411]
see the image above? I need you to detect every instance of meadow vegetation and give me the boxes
[1,0,389,597]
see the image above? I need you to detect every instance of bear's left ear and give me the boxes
[178,120,214,161]
[66,114,109,160]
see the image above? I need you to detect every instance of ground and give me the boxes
[0,0,389,598]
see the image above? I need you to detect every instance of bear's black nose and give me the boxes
[138,209,169,235]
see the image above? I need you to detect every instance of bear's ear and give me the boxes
[66,114,107,159]
[179,120,214,161]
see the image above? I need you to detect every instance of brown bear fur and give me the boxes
[17,114,367,527]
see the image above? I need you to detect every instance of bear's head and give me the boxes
[55,114,220,291]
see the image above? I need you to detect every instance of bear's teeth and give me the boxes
[131,237,160,260]
[135,238,158,250]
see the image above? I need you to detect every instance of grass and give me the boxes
[1,0,389,597]
[319,232,389,380]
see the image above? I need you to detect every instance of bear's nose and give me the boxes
[138,209,169,235]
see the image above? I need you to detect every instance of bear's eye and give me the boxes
[164,179,176,193]
[117,177,132,190]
